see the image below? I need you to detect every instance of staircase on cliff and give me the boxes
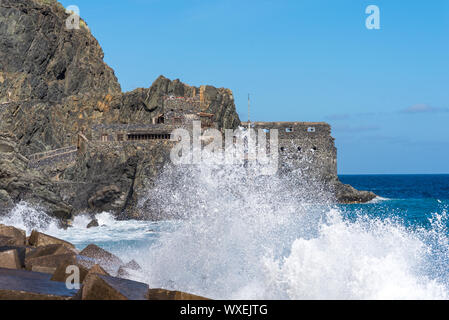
[27,145,78,169]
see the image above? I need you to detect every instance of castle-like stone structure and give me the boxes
[242,121,337,182]
[85,93,337,185]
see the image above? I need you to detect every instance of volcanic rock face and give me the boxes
[333,182,377,204]
[61,141,174,219]
[0,0,121,103]
[0,132,72,219]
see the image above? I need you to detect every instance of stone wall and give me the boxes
[163,96,202,112]
[243,122,337,182]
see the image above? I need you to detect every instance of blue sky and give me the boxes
[60,0,449,174]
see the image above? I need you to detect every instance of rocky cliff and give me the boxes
[0,0,120,103]
[0,132,71,219]
[0,0,374,220]
[0,0,242,219]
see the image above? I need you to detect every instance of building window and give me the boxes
[117,134,124,141]
[101,134,108,142]
[307,127,316,133]
[127,133,171,141]
[152,114,165,124]
[286,127,293,133]
[263,129,270,133]
[156,115,165,124]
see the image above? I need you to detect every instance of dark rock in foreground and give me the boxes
[51,260,108,284]
[28,230,75,249]
[79,244,123,274]
[0,224,211,300]
[117,259,142,279]
[0,268,78,300]
[80,273,149,300]
[0,250,22,270]
[0,246,27,268]
[0,224,26,245]
[148,288,210,300]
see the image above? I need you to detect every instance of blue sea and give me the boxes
[2,174,449,299]
[339,174,449,228]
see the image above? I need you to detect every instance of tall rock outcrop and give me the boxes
[0,0,120,103]
[0,0,241,218]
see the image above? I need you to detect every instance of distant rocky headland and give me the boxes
[0,0,376,222]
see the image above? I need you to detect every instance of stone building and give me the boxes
[241,121,337,182]
[89,93,337,184]
[90,92,218,144]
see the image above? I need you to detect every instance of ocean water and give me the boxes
[1,170,448,300]
[339,174,449,228]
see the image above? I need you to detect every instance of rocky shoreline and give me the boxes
[0,223,209,300]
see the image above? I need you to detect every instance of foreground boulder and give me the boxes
[28,230,75,249]
[26,253,77,274]
[0,268,78,300]
[0,225,212,300]
[117,259,142,278]
[0,250,21,270]
[147,288,211,300]
[79,244,123,274]
[79,273,149,300]
[0,246,27,268]
[25,244,75,260]
[51,260,108,283]
[0,224,26,246]
[0,236,20,247]
[24,243,78,274]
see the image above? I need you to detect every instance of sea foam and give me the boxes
[2,157,449,300]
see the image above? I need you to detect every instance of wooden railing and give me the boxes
[28,145,78,168]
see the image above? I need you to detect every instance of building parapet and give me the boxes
[241,121,329,127]
[241,121,331,138]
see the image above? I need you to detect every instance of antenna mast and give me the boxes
[248,93,250,131]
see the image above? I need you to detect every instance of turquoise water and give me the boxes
[339,174,449,228]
